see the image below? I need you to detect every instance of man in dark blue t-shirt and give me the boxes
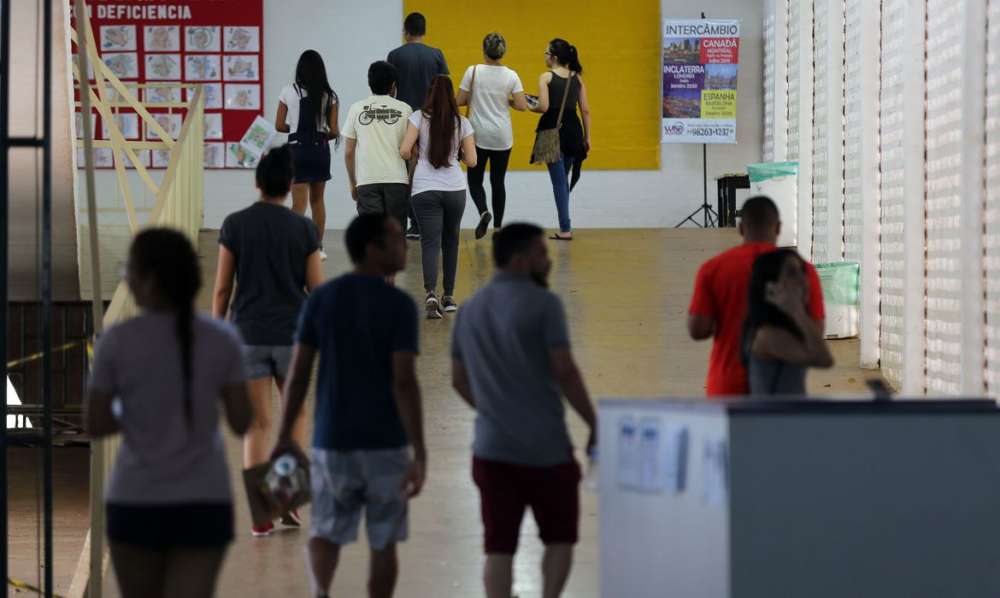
[275,213,425,598]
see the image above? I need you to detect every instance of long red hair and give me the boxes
[421,75,460,169]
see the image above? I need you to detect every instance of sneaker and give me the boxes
[425,293,443,320]
[319,249,328,261]
[441,296,458,313]
[280,509,302,528]
[474,212,492,240]
[251,521,274,537]
[406,227,420,240]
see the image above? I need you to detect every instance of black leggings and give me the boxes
[466,147,512,228]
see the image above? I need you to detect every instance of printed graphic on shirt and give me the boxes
[358,104,404,126]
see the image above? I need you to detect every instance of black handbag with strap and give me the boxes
[530,72,574,165]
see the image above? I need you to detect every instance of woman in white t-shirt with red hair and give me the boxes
[457,32,529,239]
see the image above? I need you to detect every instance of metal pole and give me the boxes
[41,0,55,594]
[0,0,11,591]
[703,143,708,227]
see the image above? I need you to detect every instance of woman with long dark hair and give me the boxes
[400,75,477,319]
[457,32,529,238]
[276,49,340,259]
[743,249,833,396]
[530,38,591,240]
[85,228,252,598]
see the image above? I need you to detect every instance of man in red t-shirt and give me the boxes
[687,196,825,397]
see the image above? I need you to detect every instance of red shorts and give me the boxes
[472,456,581,555]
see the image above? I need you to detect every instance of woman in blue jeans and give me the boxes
[531,39,591,240]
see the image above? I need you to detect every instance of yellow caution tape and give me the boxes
[6,341,93,370]
[7,576,65,598]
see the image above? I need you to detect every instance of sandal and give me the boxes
[549,233,573,241]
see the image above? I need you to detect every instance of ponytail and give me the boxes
[127,228,202,430]
[548,38,583,75]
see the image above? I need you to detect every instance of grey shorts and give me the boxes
[310,448,411,550]
[357,183,410,231]
[242,345,292,380]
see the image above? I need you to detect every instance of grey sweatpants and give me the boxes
[411,189,466,295]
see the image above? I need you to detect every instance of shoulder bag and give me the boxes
[530,72,573,164]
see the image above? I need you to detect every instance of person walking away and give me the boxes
[277,49,340,259]
[743,249,834,396]
[272,214,427,598]
[457,32,529,238]
[388,12,449,240]
[212,145,323,536]
[86,228,253,598]
[343,61,413,233]
[530,39,591,241]
[451,223,597,598]
[687,195,826,397]
[399,75,476,319]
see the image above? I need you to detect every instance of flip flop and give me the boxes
[549,234,573,241]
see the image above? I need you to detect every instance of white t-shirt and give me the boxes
[459,65,524,151]
[89,312,247,504]
[341,95,413,186]
[279,84,335,135]
[409,111,474,196]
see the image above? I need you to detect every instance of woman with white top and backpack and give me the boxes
[457,32,529,239]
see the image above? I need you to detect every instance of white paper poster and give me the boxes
[617,415,640,489]
[701,438,729,508]
[238,116,276,159]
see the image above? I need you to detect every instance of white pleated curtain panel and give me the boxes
[762,0,992,396]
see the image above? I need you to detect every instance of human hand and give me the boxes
[350,185,358,202]
[586,428,597,455]
[401,457,426,499]
[584,138,591,153]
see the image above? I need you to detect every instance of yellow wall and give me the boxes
[405,0,661,170]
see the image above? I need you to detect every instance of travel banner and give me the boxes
[661,19,740,144]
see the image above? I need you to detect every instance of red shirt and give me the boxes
[688,242,825,397]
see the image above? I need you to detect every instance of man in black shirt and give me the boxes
[387,12,449,239]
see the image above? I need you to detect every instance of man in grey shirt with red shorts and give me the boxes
[451,223,597,598]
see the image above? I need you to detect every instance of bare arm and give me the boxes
[532,72,552,113]
[211,245,236,319]
[84,389,120,437]
[451,359,475,409]
[393,351,427,497]
[220,382,252,435]
[344,137,358,201]
[275,343,316,449]
[399,122,419,161]
[578,77,592,149]
[305,250,323,291]
[752,317,834,368]
[327,101,340,140]
[457,88,470,107]
[460,134,477,168]
[510,91,529,112]
[687,314,716,340]
[275,101,290,134]
[550,347,597,451]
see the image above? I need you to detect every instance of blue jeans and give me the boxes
[546,156,575,233]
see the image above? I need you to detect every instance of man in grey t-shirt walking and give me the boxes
[451,223,596,598]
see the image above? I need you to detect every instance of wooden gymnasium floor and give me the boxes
[8,228,877,597]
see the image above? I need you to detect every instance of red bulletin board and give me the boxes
[72,0,264,169]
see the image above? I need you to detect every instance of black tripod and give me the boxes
[674,143,717,228]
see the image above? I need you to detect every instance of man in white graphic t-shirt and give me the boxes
[343,61,414,230]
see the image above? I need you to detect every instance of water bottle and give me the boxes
[583,446,599,493]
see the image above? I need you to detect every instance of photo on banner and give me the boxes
[661,19,740,144]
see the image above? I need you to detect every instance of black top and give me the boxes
[387,42,449,111]
[219,202,320,345]
[536,73,585,159]
[296,274,419,450]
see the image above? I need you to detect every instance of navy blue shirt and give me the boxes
[296,274,419,450]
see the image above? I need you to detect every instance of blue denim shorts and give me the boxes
[242,345,292,380]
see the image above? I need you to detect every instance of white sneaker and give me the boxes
[320,249,328,261]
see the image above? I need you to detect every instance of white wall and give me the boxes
[82,0,764,231]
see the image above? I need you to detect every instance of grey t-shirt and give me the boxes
[387,42,449,110]
[89,312,247,504]
[451,272,574,466]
